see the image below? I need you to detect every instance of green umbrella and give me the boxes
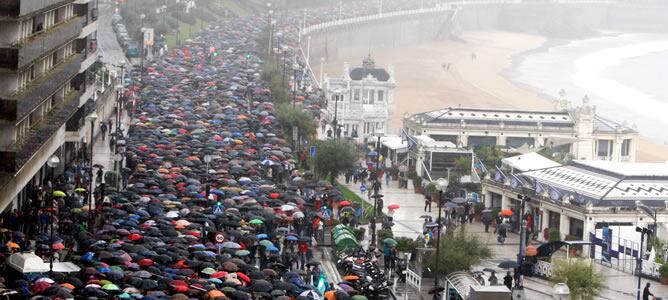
[235,250,250,256]
[201,267,216,275]
[52,190,66,197]
[259,240,274,248]
[351,296,368,300]
[74,187,86,193]
[249,219,263,225]
[383,238,398,246]
[102,283,120,291]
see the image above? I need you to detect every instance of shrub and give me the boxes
[660,262,668,278]
[377,229,394,242]
[475,202,485,215]
[549,228,561,242]
[551,259,603,298]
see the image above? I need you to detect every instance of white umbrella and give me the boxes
[7,252,48,273]
[281,204,295,212]
[299,290,321,300]
[292,211,305,219]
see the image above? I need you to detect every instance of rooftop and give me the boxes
[413,107,574,125]
[502,152,562,172]
[349,55,391,82]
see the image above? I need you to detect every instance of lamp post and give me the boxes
[46,154,60,274]
[267,3,273,55]
[331,89,341,138]
[636,226,652,300]
[204,154,212,200]
[514,194,531,296]
[434,177,449,289]
[292,63,299,108]
[115,153,123,191]
[370,131,384,247]
[86,112,97,232]
[114,84,123,162]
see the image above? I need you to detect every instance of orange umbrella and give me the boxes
[6,242,19,249]
[342,275,359,281]
[52,243,65,250]
[207,290,225,298]
[525,245,538,257]
[500,209,513,217]
[324,290,336,300]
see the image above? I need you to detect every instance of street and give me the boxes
[97,1,129,66]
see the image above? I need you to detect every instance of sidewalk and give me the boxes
[341,178,668,299]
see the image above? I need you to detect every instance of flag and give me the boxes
[494,166,506,182]
[400,128,418,150]
[548,185,562,201]
[535,180,545,195]
[510,173,524,189]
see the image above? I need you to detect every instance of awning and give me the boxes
[7,252,48,273]
[381,136,408,151]
[52,262,82,273]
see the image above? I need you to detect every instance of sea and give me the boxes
[510,33,668,146]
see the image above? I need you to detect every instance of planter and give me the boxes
[392,174,399,180]
[413,187,421,193]
[475,214,482,222]
[661,276,668,285]
[568,247,578,258]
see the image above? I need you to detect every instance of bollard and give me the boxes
[553,283,570,300]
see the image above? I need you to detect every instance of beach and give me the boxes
[314,30,668,162]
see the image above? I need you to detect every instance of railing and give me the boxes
[14,16,83,69]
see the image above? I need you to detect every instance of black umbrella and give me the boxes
[498,260,520,269]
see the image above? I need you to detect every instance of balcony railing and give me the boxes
[11,17,83,69]
[0,0,68,17]
[15,89,83,170]
[0,53,83,121]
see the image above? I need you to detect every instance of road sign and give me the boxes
[360,184,367,193]
[213,205,223,215]
[309,146,316,157]
[215,233,225,243]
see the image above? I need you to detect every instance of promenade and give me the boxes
[340,178,668,299]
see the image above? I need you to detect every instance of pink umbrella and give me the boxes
[388,204,400,210]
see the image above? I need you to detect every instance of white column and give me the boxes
[501,194,510,210]
[560,213,569,241]
[319,57,325,86]
[306,36,311,63]
[497,136,507,147]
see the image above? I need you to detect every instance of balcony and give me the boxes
[1,17,83,70]
[0,0,68,17]
[0,53,83,121]
[13,89,83,171]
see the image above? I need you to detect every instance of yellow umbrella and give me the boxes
[52,190,66,197]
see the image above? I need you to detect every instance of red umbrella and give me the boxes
[31,281,52,293]
[128,233,142,241]
[269,193,280,199]
[138,259,153,267]
[387,204,400,210]
[210,271,227,279]
[339,201,351,207]
[501,209,513,217]
[236,272,251,283]
[52,243,65,250]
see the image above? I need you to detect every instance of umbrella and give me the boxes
[387,204,400,210]
[451,197,467,204]
[383,238,397,246]
[299,290,320,299]
[498,260,519,269]
[53,190,67,197]
[250,280,272,292]
[500,209,513,216]
[221,242,241,249]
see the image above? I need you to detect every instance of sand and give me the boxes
[315,30,668,162]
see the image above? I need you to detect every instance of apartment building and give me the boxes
[0,0,99,210]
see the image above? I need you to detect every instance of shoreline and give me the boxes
[315,30,668,162]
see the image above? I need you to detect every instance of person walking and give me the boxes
[488,271,498,285]
[100,122,107,141]
[424,195,432,212]
[482,212,492,233]
[385,171,391,188]
[503,271,513,291]
[643,282,654,300]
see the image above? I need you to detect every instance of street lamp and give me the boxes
[115,153,123,191]
[514,194,531,293]
[204,154,212,200]
[85,112,97,232]
[292,63,300,108]
[46,154,60,274]
[434,177,449,288]
[370,131,385,247]
[636,226,652,300]
[114,84,123,161]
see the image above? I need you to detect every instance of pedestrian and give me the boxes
[498,222,508,244]
[385,170,391,188]
[643,282,654,300]
[482,212,492,233]
[503,271,513,291]
[493,213,502,233]
[100,122,107,140]
[468,204,475,223]
[488,271,498,285]
[424,195,432,212]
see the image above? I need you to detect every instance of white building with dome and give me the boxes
[322,55,396,137]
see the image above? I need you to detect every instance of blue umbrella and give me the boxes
[367,151,378,157]
[285,236,298,241]
[266,245,279,252]
[256,234,268,239]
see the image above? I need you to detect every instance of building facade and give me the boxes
[482,155,668,256]
[403,94,638,162]
[323,55,396,137]
[0,0,100,211]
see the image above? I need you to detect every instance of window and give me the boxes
[597,139,612,157]
[622,139,631,156]
[353,89,360,101]
[16,119,30,142]
[45,10,56,29]
[369,90,375,104]
[377,90,384,102]
[20,19,34,41]
[376,122,383,130]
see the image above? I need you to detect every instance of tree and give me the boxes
[426,229,492,277]
[550,259,603,299]
[275,104,316,142]
[312,139,357,184]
